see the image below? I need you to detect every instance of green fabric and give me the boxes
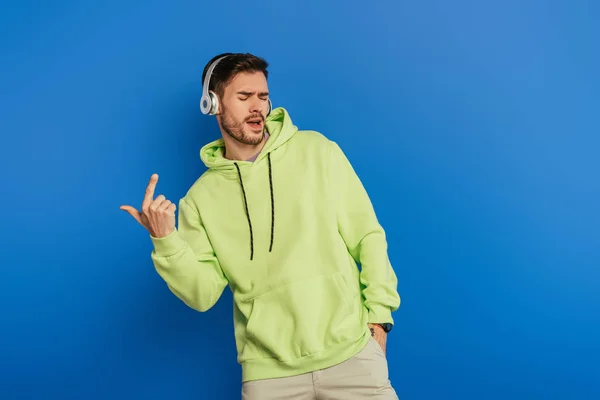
[150,107,400,381]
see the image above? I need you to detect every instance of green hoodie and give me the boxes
[150,107,400,382]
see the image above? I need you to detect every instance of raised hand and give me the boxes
[120,173,176,238]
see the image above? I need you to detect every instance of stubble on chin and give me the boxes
[221,110,264,146]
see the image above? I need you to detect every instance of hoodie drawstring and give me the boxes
[267,153,275,252]
[234,152,275,261]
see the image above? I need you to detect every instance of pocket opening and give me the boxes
[238,272,363,363]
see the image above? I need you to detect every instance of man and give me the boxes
[121,52,401,399]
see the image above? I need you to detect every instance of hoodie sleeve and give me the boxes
[328,140,401,326]
[149,197,228,312]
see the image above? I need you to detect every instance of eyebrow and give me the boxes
[237,91,269,96]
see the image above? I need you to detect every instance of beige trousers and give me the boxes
[241,336,399,399]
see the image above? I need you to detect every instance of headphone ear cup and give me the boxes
[267,98,272,116]
[209,91,219,115]
[200,94,210,114]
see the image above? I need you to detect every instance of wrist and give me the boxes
[368,323,383,336]
[371,323,393,333]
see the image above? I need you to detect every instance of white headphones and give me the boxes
[200,55,272,116]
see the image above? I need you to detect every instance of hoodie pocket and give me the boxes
[239,272,362,363]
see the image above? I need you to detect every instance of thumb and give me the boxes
[120,205,142,224]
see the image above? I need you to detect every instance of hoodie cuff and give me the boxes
[150,229,186,257]
[367,304,394,325]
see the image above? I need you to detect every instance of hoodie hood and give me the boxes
[197,107,298,260]
[199,107,298,176]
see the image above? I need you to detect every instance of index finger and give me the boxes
[143,173,159,208]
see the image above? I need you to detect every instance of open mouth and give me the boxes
[246,118,263,131]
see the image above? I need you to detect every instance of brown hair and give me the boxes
[201,53,269,98]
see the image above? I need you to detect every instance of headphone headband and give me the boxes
[200,54,272,116]
[200,56,228,115]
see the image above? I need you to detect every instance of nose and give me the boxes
[249,98,262,114]
[250,96,269,116]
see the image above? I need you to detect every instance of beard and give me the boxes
[219,104,265,146]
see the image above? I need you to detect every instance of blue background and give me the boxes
[1,0,598,399]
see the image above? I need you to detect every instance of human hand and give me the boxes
[368,323,387,354]
[120,173,176,238]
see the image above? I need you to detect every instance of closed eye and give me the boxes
[237,91,269,101]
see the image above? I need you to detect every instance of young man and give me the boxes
[121,53,401,399]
